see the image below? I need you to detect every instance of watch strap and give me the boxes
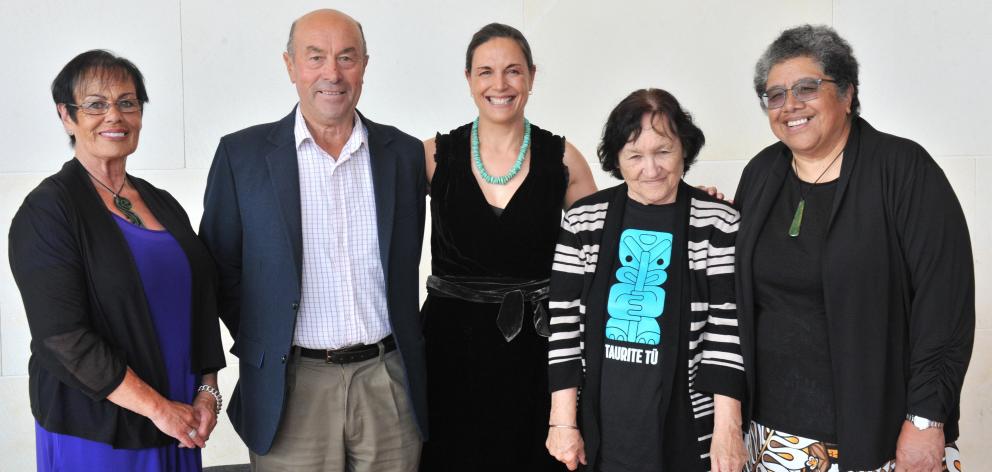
[906,414,944,430]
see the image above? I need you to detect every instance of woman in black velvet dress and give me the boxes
[418,23,596,471]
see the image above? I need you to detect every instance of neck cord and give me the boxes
[788,149,842,237]
[85,169,145,228]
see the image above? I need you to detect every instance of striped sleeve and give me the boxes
[689,198,746,400]
[547,207,589,392]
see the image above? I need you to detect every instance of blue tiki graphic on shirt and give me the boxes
[606,229,673,345]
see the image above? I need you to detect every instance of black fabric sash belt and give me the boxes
[426,275,552,342]
[296,334,396,364]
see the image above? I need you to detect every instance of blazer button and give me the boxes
[291,302,299,311]
[281,354,288,364]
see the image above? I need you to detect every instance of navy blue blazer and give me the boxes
[199,107,428,454]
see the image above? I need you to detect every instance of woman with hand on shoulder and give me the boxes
[8,50,225,472]
[735,25,972,471]
[420,23,597,471]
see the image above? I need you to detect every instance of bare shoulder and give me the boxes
[562,140,597,209]
[424,137,438,184]
[562,140,587,166]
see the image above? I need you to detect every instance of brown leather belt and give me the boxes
[296,335,395,364]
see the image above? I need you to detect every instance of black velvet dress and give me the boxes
[419,123,568,472]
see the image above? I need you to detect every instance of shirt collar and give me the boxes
[293,105,367,159]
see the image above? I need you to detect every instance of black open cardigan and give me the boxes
[8,159,226,449]
[734,118,974,470]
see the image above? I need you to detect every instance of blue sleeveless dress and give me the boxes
[34,214,201,472]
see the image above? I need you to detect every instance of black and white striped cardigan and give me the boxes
[547,182,745,470]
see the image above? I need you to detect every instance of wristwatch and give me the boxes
[906,414,943,431]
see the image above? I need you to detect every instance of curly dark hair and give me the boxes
[754,24,860,114]
[598,88,705,179]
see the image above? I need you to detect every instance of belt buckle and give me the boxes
[324,349,335,364]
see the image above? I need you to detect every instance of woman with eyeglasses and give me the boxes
[733,25,972,471]
[8,49,225,471]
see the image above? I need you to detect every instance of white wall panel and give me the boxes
[684,159,748,199]
[522,0,833,166]
[835,0,992,157]
[935,157,977,224]
[180,0,524,169]
[0,0,185,173]
[1,309,29,377]
[958,328,992,465]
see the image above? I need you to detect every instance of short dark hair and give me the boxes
[465,23,534,72]
[754,24,860,115]
[51,49,148,146]
[598,88,705,179]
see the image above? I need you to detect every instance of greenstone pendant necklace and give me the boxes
[788,149,842,237]
[86,169,146,228]
[471,116,531,185]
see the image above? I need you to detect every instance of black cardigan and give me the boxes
[734,118,974,470]
[8,159,226,449]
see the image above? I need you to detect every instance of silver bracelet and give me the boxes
[549,424,578,429]
[196,384,223,415]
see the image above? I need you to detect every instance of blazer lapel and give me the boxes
[265,111,304,280]
[362,112,397,277]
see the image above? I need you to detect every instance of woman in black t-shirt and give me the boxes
[545,89,747,472]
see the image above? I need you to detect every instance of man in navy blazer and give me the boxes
[200,9,426,470]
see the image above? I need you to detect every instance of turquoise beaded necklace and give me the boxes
[471,116,531,185]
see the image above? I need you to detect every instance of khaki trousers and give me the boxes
[250,348,421,472]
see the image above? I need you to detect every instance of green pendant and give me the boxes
[114,195,145,228]
[788,199,805,237]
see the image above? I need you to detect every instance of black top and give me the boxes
[429,122,567,278]
[419,122,569,471]
[734,118,974,470]
[599,198,686,472]
[8,159,226,449]
[753,172,837,441]
[547,182,740,471]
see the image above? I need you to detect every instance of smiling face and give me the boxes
[59,74,142,163]
[466,37,534,125]
[619,113,684,206]
[765,56,853,160]
[284,11,368,128]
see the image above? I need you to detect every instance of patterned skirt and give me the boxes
[745,421,962,472]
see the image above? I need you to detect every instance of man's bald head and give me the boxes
[286,9,367,56]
